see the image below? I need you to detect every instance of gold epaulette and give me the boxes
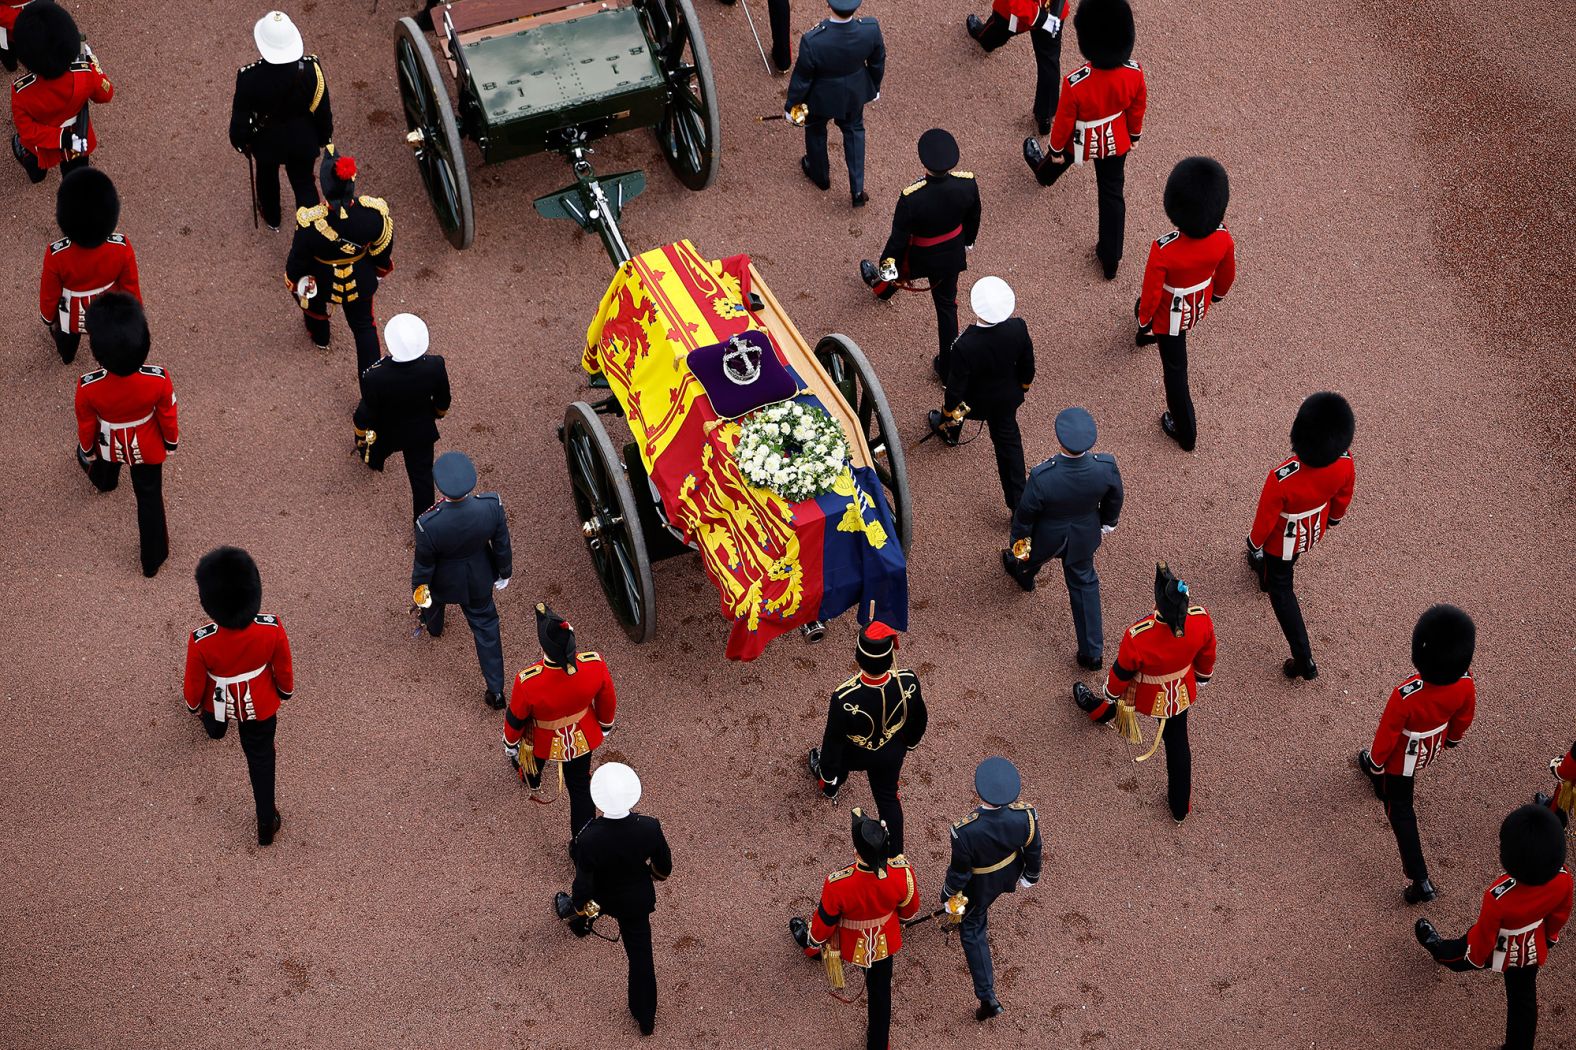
[951,811,979,830]
[953,171,975,179]
[888,854,910,869]
[827,864,857,883]
[362,196,393,253]
[308,56,325,113]
[297,203,328,228]
[516,664,544,683]
[1008,801,1034,811]
[577,651,603,663]
[1128,616,1157,637]
[1188,605,1206,615]
[901,178,927,196]
[359,194,390,215]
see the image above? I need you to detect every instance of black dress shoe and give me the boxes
[860,259,881,288]
[927,409,960,446]
[1414,917,1441,950]
[1022,136,1045,172]
[1404,878,1438,905]
[638,1019,655,1037]
[789,916,812,950]
[851,191,869,207]
[485,689,506,710]
[1159,412,1195,451]
[807,746,822,778]
[1283,658,1318,681]
[966,13,985,38]
[1356,750,1385,797]
[1000,549,1034,591]
[1077,653,1103,672]
[975,997,1004,1021]
[259,811,282,847]
[800,156,830,191]
[1072,681,1101,714]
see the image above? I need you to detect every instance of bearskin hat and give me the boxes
[1073,0,1135,70]
[1163,157,1230,239]
[1410,604,1475,685]
[1289,391,1355,468]
[851,808,891,872]
[1154,562,1191,636]
[319,145,357,210]
[536,602,577,676]
[15,2,81,81]
[57,168,120,248]
[195,547,263,630]
[84,292,150,376]
[1499,804,1567,886]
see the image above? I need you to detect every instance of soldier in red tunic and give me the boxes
[0,1,37,72]
[10,2,112,182]
[965,0,1069,134]
[1246,392,1355,680]
[503,603,618,844]
[1534,740,1575,826]
[40,167,139,364]
[1135,157,1236,452]
[1356,605,1476,905]
[183,547,295,847]
[73,293,176,578]
[790,810,921,1050]
[1073,563,1216,823]
[1416,805,1572,1050]
[1022,0,1144,279]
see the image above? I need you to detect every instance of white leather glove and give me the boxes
[1100,524,1116,535]
[503,741,520,761]
[494,577,510,591]
[294,275,317,299]
[1017,877,1034,890]
[1043,15,1062,35]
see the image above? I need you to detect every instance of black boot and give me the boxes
[789,916,812,950]
[484,688,505,710]
[975,997,1004,1021]
[807,747,821,779]
[1414,917,1441,952]
[1356,750,1385,798]
[1072,681,1101,714]
[259,811,282,847]
[965,13,985,40]
[1404,878,1438,905]
[1022,136,1046,172]
[1283,658,1318,681]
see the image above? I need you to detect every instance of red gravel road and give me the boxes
[2,1,1572,1047]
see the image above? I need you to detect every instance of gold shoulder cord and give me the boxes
[309,60,325,113]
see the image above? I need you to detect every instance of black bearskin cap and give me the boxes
[57,167,120,247]
[1410,604,1475,685]
[1164,157,1230,239]
[851,808,891,872]
[1154,562,1190,636]
[15,2,81,80]
[195,547,263,630]
[319,144,357,210]
[536,602,577,675]
[85,292,150,376]
[1499,804,1567,886]
[1290,392,1355,468]
[1074,0,1135,70]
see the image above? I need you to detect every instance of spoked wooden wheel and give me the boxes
[815,335,913,555]
[639,0,721,190]
[395,17,475,249]
[563,402,657,643]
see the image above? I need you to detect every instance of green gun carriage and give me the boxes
[395,0,720,249]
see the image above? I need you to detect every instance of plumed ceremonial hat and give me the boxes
[1073,0,1135,70]
[975,756,1022,806]
[970,276,1015,325]
[1499,804,1567,886]
[85,292,150,376]
[384,314,429,363]
[253,10,304,64]
[827,0,862,15]
[591,762,641,818]
[433,450,477,498]
[319,144,358,209]
[851,808,892,870]
[57,167,120,248]
[15,2,81,81]
[1054,406,1097,454]
[1290,391,1355,468]
[1154,562,1191,636]
[1164,157,1230,240]
[1410,604,1475,685]
[195,547,263,631]
[536,602,578,676]
[917,128,960,173]
[855,620,899,676]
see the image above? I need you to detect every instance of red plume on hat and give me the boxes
[334,156,358,181]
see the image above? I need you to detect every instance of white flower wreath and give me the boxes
[735,400,850,503]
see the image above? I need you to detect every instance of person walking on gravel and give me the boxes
[784,0,884,206]
[1246,392,1355,681]
[1357,605,1477,906]
[353,313,451,522]
[965,0,1068,135]
[40,167,140,365]
[9,1,112,183]
[183,547,294,847]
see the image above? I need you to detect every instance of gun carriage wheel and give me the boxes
[637,0,721,190]
[395,16,475,249]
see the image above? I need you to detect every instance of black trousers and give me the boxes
[1156,332,1197,450]
[804,112,866,196]
[971,13,1062,128]
[13,134,89,184]
[1163,707,1192,820]
[1261,553,1314,666]
[203,712,278,836]
[615,908,658,1032]
[930,269,961,370]
[303,293,381,374]
[768,0,791,70]
[1093,153,1127,268]
[844,739,908,856]
[984,411,1026,510]
[1377,772,1429,881]
[422,592,506,694]
[52,328,82,364]
[254,152,320,230]
[564,751,595,843]
[86,459,168,576]
[1428,940,1538,1050]
[864,956,894,1050]
[395,442,437,521]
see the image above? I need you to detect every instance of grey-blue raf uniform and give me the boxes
[1003,407,1123,665]
[944,757,1042,1016]
[413,451,513,702]
[785,0,884,198]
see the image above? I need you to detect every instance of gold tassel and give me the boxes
[1135,716,1169,763]
[822,943,845,991]
[1556,780,1575,831]
[1114,700,1142,746]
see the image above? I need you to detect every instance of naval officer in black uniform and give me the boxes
[1003,406,1123,669]
[412,451,513,708]
[944,757,1043,1021]
[229,11,332,231]
[354,313,452,521]
[784,0,884,205]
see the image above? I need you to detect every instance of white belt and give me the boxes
[0,28,9,49]
[1073,112,1121,164]
[209,665,267,722]
[99,409,154,447]
[1277,504,1328,559]
[1162,278,1214,336]
[1401,723,1448,777]
[1492,920,1543,971]
[60,281,114,329]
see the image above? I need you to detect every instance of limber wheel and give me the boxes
[395,17,475,249]
[640,0,721,190]
[563,402,657,643]
[815,335,913,556]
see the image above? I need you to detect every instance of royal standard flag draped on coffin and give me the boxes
[584,241,908,660]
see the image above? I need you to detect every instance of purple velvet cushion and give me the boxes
[688,330,799,419]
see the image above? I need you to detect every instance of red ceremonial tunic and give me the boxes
[74,365,178,465]
[1436,869,1573,971]
[183,615,295,722]
[1048,60,1146,162]
[1097,607,1217,719]
[1248,452,1355,560]
[40,234,141,333]
[11,56,113,168]
[1556,746,1576,783]
[808,857,921,967]
[990,0,1067,32]
[1137,227,1237,337]
[503,653,617,762]
[1366,673,1475,777]
[0,3,34,40]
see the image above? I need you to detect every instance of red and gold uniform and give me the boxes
[1367,674,1476,777]
[41,232,139,333]
[0,2,34,71]
[1439,868,1572,972]
[1048,59,1145,163]
[1137,227,1236,338]
[1089,606,1216,722]
[183,615,295,723]
[11,52,113,170]
[74,364,178,465]
[807,855,920,964]
[504,651,616,840]
[1248,452,1355,561]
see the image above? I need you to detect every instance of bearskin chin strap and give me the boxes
[1114,699,1142,746]
[1134,716,1169,763]
[823,943,845,990]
